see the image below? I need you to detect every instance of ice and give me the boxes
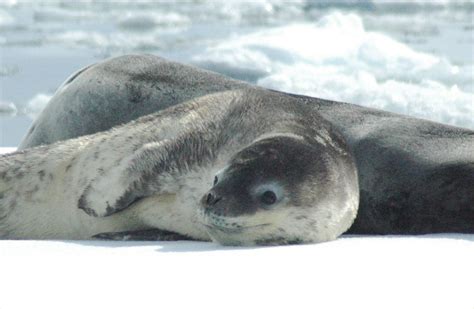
[0,147,16,154]
[372,0,468,5]
[117,12,190,31]
[0,1,472,144]
[23,93,52,120]
[193,12,474,129]
[32,7,96,22]
[0,9,14,26]
[0,234,472,309]
[48,31,110,49]
[47,30,180,52]
[0,101,17,116]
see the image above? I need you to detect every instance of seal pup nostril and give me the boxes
[205,191,222,207]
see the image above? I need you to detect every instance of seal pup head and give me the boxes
[199,135,359,246]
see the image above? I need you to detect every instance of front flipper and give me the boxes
[78,141,172,217]
[78,184,146,217]
[92,229,194,241]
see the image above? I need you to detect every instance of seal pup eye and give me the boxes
[260,190,277,205]
[213,176,218,185]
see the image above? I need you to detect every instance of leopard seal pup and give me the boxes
[1,88,359,245]
[19,54,474,235]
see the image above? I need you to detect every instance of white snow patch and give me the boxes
[0,101,17,116]
[23,93,52,120]
[0,147,16,154]
[117,12,190,31]
[0,235,472,309]
[48,31,110,49]
[372,0,469,4]
[193,12,474,129]
[0,0,18,7]
[47,30,171,51]
[32,7,96,22]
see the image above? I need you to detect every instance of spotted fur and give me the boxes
[1,89,359,245]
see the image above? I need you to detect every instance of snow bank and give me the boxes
[0,147,16,154]
[23,93,53,120]
[117,12,190,31]
[193,12,474,129]
[0,93,52,120]
[2,3,472,130]
[0,101,17,116]
[0,9,14,26]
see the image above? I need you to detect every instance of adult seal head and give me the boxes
[1,88,359,246]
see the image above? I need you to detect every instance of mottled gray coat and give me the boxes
[2,88,358,245]
[19,54,474,235]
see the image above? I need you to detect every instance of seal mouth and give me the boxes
[203,223,270,234]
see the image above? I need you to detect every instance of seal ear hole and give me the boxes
[213,176,218,185]
[260,190,277,206]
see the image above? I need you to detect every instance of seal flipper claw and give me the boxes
[77,143,165,217]
[92,229,194,241]
[78,180,149,217]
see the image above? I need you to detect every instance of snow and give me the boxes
[0,101,17,116]
[23,93,53,120]
[1,236,473,309]
[0,147,16,154]
[1,147,473,309]
[193,12,474,129]
[13,11,474,128]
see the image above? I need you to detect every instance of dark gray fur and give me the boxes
[19,54,247,149]
[202,135,352,218]
[19,54,474,234]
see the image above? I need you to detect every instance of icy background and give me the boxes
[1,2,474,308]
[0,0,473,146]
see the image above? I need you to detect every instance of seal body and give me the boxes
[18,54,474,235]
[18,55,247,149]
[2,89,359,245]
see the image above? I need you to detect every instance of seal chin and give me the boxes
[199,210,272,246]
[203,223,270,234]
[203,224,268,246]
[202,221,302,246]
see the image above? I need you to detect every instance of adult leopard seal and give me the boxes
[1,89,359,245]
[19,54,474,235]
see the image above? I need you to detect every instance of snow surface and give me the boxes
[1,147,473,309]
